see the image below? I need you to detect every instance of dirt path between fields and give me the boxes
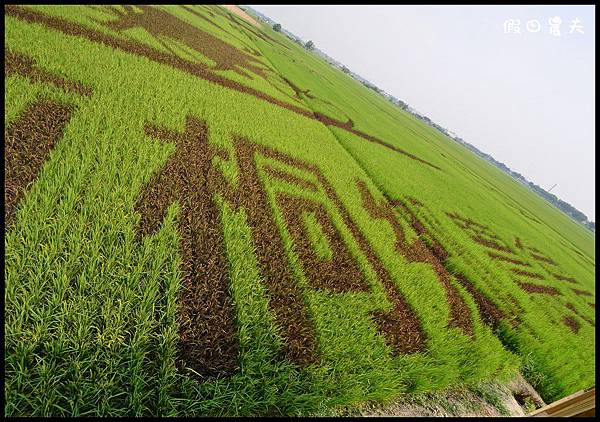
[335,373,545,417]
[222,5,261,28]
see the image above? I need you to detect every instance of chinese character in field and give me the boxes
[526,19,541,33]
[503,19,521,34]
[548,16,562,36]
[569,18,584,34]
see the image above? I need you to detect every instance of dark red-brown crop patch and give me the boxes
[510,268,545,280]
[566,303,594,327]
[407,196,424,207]
[5,98,74,226]
[530,253,557,266]
[388,197,449,263]
[445,211,489,231]
[516,281,560,296]
[514,236,524,250]
[505,294,524,314]
[570,288,592,297]
[219,137,320,365]
[486,251,532,267]
[551,273,577,284]
[471,235,513,254]
[181,5,226,33]
[263,165,318,192]
[276,193,370,293]
[476,230,501,240]
[281,77,312,99]
[135,117,239,379]
[446,212,503,245]
[454,273,510,329]
[562,315,580,334]
[5,5,441,172]
[185,6,265,59]
[99,5,268,79]
[218,137,427,357]
[5,50,92,97]
[359,182,473,337]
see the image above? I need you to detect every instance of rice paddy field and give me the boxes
[4,5,595,416]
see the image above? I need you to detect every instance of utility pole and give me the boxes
[547,183,557,193]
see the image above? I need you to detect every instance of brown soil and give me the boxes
[486,251,532,267]
[352,373,543,417]
[358,182,473,337]
[507,373,546,410]
[571,288,592,297]
[135,117,239,379]
[588,303,595,309]
[562,315,580,333]
[222,5,261,28]
[5,6,441,172]
[516,281,560,296]
[4,98,74,227]
[551,273,577,284]
[276,193,371,293]
[510,268,544,280]
[513,391,543,410]
[5,50,92,97]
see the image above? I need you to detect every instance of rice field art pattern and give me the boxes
[4,5,594,417]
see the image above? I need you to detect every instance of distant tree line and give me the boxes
[526,182,593,230]
[455,140,594,232]
[388,96,408,110]
[250,6,595,234]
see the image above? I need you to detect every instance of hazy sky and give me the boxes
[253,5,595,220]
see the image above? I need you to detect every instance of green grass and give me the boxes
[4,5,594,416]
